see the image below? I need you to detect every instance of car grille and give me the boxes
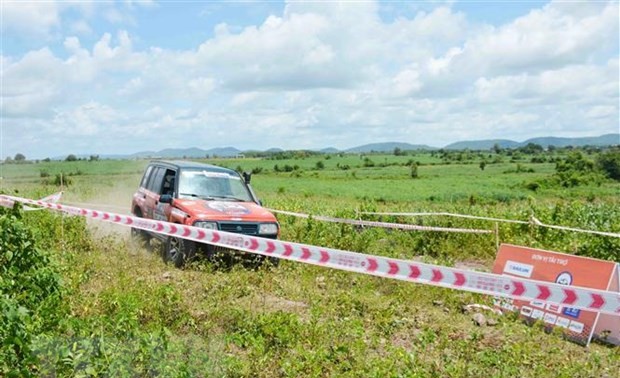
[219,223,259,235]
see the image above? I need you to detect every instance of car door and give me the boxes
[133,165,153,216]
[144,166,166,220]
[153,168,177,222]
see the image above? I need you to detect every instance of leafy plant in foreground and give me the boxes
[0,207,64,377]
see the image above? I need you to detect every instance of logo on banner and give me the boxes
[555,271,573,286]
[504,260,534,278]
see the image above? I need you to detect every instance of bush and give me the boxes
[525,181,540,191]
[410,163,419,178]
[0,209,64,376]
[596,149,620,181]
[52,173,71,186]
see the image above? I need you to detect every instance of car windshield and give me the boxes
[178,169,253,202]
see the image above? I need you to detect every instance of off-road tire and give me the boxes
[164,236,197,268]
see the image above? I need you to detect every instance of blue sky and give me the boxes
[1,0,618,159]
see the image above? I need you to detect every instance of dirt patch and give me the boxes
[87,219,131,240]
[454,260,491,272]
[66,180,137,240]
[235,293,309,317]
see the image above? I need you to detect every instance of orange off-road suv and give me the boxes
[131,160,279,267]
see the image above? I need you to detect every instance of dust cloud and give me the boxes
[68,179,138,241]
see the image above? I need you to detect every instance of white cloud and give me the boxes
[1,0,618,158]
[444,2,619,78]
[475,60,619,104]
[70,20,93,36]
[124,0,157,8]
[585,105,618,120]
[231,92,260,107]
[1,48,65,117]
[391,68,423,97]
[2,2,60,37]
[196,12,352,90]
[52,101,119,137]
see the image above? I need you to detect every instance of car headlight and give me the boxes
[194,221,218,230]
[258,223,279,235]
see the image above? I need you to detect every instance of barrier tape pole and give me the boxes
[269,209,493,234]
[2,194,619,316]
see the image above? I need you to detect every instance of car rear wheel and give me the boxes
[164,236,196,268]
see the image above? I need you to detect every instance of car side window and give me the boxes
[140,165,153,188]
[161,169,177,196]
[146,167,166,193]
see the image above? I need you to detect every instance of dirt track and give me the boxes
[65,182,137,240]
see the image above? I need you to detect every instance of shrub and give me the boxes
[596,149,620,181]
[525,181,540,192]
[410,163,419,178]
[0,209,64,376]
[52,173,71,186]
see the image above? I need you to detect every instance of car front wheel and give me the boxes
[164,235,196,268]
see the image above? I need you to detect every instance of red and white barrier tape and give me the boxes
[0,191,63,211]
[268,209,493,234]
[2,193,619,316]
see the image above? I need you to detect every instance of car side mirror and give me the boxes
[159,194,173,204]
[242,171,252,184]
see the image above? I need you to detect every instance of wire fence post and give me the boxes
[495,222,499,251]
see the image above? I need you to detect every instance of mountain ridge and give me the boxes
[52,133,618,159]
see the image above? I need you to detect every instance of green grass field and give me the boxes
[1,151,619,376]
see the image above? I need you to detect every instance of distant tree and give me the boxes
[479,161,487,171]
[410,162,419,178]
[492,143,502,154]
[5,156,13,163]
[89,155,100,161]
[14,153,26,161]
[556,151,593,174]
[315,161,325,170]
[65,154,77,162]
[519,143,544,155]
[596,149,620,181]
[43,158,51,162]
[393,147,402,156]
